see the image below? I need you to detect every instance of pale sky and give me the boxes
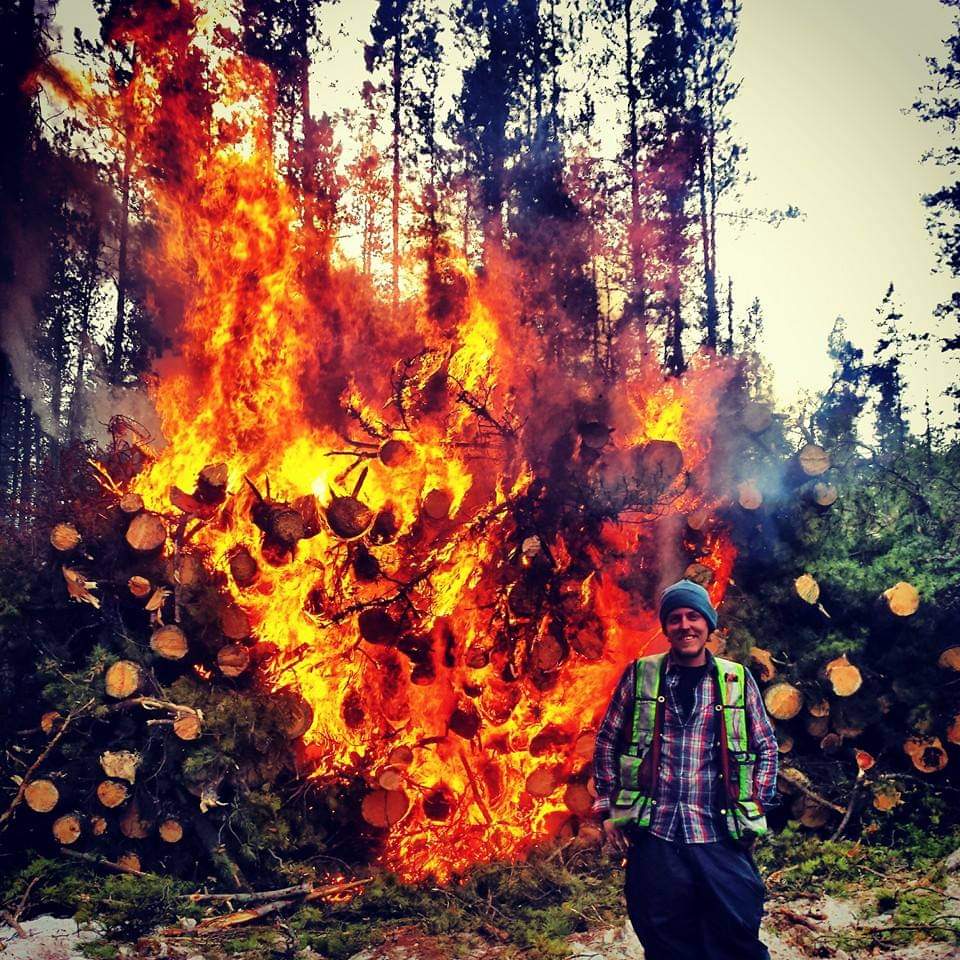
[54,0,958,428]
[720,0,956,427]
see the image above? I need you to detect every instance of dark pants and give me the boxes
[624,831,771,960]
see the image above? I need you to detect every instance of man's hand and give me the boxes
[603,818,630,856]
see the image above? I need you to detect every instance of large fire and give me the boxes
[42,0,741,880]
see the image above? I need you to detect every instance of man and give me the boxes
[593,579,779,960]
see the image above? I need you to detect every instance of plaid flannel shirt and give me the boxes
[593,650,779,843]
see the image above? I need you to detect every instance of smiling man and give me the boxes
[593,579,779,960]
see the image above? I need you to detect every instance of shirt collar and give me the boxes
[665,647,715,673]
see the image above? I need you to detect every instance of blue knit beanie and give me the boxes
[658,579,718,632]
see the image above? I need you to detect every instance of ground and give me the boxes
[3,841,959,960]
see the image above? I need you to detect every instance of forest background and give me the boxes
[1,0,960,957]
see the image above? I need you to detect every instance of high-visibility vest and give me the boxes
[609,652,768,840]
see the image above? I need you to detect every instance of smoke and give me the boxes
[0,224,59,439]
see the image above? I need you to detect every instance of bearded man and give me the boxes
[593,579,779,960]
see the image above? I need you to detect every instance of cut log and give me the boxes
[872,782,902,812]
[793,795,831,829]
[573,731,596,761]
[217,644,250,678]
[449,704,481,740]
[50,523,80,552]
[423,786,455,821]
[794,574,820,605]
[741,401,773,433]
[90,815,108,836]
[170,485,212,516]
[812,482,838,507]
[97,780,129,809]
[525,766,559,798]
[422,488,453,521]
[173,714,202,741]
[820,733,843,754]
[807,698,830,718]
[173,553,204,590]
[749,647,777,683]
[824,654,862,697]
[159,818,184,843]
[947,715,960,746]
[360,788,409,828]
[24,779,59,813]
[775,729,794,754]
[903,736,948,773]
[220,604,251,640]
[529,634,565,673]
[388,745,414,767]
[578,421,612,451]
[805,715,829,738]
[686,506,711,531]
[379,439,411,467]
[938,647,960,672]
[764,682,803,720]
[277,690,314,739]
[104,661,142,699]
[530,725,568,757]
[684,562,715,587]
[737,480,763,510]
[358,608,400,645]
[377,766,405,791]
[228,545,259,588]
[125,512,167,552]
[119,799,152,839]
[882,582,920,617]
[563,782,593,817]
[798,443,830,476]
[634,440,684,492]
[40,711,62,735]
[100,750,140,784]
[53,814,82,845]
[252,498,305,546]
[116,853,142,873]
[568,622,604,660]
[369,509,399,544]
[150,625,188,661]
[119,492,144,514]
[128,575,151,598]
[326,496,372,540]
[196,463,228,503]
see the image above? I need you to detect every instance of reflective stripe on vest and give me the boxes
[609,653,768,839]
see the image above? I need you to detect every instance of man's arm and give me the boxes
[743,667,779,811]
[592,662,635,820]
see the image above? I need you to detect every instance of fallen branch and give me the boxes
[0,700,93,831]
[60,848,155,878]
[163,878,371,935]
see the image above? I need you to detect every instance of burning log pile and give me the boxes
[7,0,955,894]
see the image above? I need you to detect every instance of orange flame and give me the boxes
[43,0,740,881]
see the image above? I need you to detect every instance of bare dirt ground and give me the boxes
[3,880,958,959]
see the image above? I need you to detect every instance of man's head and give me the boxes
[658,579,718,664]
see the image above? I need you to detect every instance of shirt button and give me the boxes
[720,808,727,814]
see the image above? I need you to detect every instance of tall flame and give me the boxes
[42,0,740,880]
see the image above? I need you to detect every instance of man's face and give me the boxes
[664,606,710,660]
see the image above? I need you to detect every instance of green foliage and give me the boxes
[756,820,960,897]
[0,858,201,940]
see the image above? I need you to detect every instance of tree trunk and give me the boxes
[623,0,646,337]
[110,92,134,383]
[391,14,403,319]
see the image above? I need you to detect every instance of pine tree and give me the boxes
[913,0,960,426]
[867,284,909,458]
